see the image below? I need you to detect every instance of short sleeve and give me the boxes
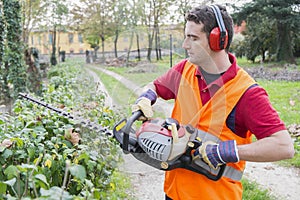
[235,86,286,139]
[154,60,187,100]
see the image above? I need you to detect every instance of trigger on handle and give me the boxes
[167,123,179,143]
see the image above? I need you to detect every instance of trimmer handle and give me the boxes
[113,110,143,152]
[122,110,143,151]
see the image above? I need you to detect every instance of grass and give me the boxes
[106,61,171,86]
[241,179,277,200]
[256,80,300,168]
[257,80,300,125]
[87,66,137,117]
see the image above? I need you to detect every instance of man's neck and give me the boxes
[200,51,231,74]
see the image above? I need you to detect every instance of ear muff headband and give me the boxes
[209,5,228,51]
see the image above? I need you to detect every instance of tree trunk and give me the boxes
[276,21,295,63]
[147,28,155,62]
[114,29,119,58]
[158,32,162,60]
[50,26,57,66]
[136,32,141,61]
[126,31,134,67]
[155,26,159,61]
[101,34,105,61]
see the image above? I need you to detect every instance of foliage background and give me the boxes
[0,62,129,199]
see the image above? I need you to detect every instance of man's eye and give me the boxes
[190,36,197,41]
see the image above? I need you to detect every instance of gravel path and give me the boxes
[85,65,300,200]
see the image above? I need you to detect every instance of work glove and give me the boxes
[131,89,157,120]
[194,140,239,170]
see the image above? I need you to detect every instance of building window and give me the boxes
[49,33,53,45]
[38,35,41,45]
[31,36,34,45]
[68,33,74,44]
[78,34,83,43]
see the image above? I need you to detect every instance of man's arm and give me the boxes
[238,130,295,162]
[198,129,295,170]
[140,82,157,95]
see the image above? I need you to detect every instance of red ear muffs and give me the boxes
[209,5,228,51]
[209,27,228,51]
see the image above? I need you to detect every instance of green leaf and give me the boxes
[17,164,37,172]
[4,165,18,179]
[93,189,101,199]
[11,137,24,148]
[34,126,47,132]
[0,182,7,194]
[4,178,16,187]
[76,152,89,162]
[27,147,36,159]
[1,149,13,159]
[84,179,94,188]
[40,186,73,200]
[69,165,86,181]
[0,146,6,153]
[35,174,49,189]
[13,107,21,113]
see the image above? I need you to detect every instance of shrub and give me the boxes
[0,63,124,199]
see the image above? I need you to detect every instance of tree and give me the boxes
[233,0,300,63]
[141,0,176,61]
[0,0,27,103]
[71,0,115,62]
[109,0,132,60]
[20,0,44,45]
[0,2,8,103]
[234,14,277,62]
[42,0,68,66]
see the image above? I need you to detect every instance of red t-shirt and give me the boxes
[153,54,286,139]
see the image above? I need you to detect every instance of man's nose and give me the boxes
[182,38,190,49]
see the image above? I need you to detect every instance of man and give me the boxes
[132,4,294,200]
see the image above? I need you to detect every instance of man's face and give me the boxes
[182,21,211,66]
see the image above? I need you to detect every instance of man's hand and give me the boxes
[131,97,153,120]
[195,140,239,170]
[131,89,157,120]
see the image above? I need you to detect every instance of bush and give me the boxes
[0,63,125,199]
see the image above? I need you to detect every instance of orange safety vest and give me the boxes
[164,61,256,200]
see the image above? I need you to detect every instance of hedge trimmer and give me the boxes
[18,93,112,136]
[113,110,226,181]
[19,93,225,181]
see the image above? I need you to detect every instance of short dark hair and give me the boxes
[185,4,233,52]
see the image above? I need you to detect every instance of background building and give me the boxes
[29,29,91,55]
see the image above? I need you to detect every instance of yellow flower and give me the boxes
[45,159,52,168]
[103,107,111,113]
[110,182,115,191]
